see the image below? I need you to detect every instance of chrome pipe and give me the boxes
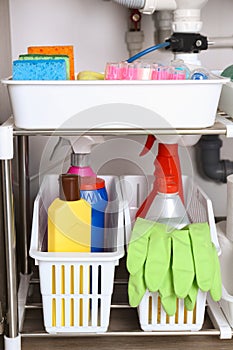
[1,160,18,338]
[18,136,31,275]
[13,124,227,136]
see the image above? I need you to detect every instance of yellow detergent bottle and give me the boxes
[48,174,91,252]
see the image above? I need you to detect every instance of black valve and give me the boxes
[166,33,208,53]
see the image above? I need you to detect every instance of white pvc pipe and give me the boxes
[113,0,211,17]
[175,0,208,9]
[113,0,177,14]
[173,0,208,32]
[112,0,145,9]
[114,0,209,34]
[141,0,176,14]
[174,53,202,66]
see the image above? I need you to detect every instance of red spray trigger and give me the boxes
[136,139,185,219]
[140,135,156,156]
[136,135,157,218]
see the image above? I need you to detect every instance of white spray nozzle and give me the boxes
[70,136,105,154]
[49,137,71,161]
[50,136,105,161]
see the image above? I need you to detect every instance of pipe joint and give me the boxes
[203,160,225,183]
[198,135,222,150]
[112,0,145,9]
[197,135,233,183]
[140,0,176,14]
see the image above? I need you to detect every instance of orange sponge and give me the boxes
[28,45,75,80]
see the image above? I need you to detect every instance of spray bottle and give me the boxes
[136,135,184,219]
[50,136,105,177]
[145,173,190,229]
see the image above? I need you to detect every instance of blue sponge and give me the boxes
[19,54,70,79]
[12,59,67,80]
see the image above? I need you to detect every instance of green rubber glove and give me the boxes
[128,268,147,307]
[184,278,199,311]
[127,218,153,307]
[209,243,222,301]
[159,262,177,316]
[145,223,172,292]
[172,229,195,299]
[184,244,222,310]
[189,223,215,292]
[126,217,153,276]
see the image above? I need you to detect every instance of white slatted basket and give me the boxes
[121,175,219,332]
[30,175,124,334]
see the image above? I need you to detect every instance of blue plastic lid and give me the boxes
[191,72,208,80]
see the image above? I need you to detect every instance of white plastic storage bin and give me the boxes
[218,81,233,117]
[217,221,233,328]
[29,175,124,334]
[121,175,219,332]
[1,77,228,129]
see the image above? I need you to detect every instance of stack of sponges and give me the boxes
[127,218,222,316]
[12,45,75,80]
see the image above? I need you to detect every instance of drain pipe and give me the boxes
[197,135,233,183]
[113,0,145,9]
[112,0,177,13]
[153,10,173,43]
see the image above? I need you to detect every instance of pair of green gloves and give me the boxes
[126,218,222,316]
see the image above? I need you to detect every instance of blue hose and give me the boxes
[127,42,170,63]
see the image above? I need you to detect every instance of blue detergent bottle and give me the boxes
[80,177,108,252]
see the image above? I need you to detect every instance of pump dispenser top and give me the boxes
[68,136,104,176]
[50,136,104,177]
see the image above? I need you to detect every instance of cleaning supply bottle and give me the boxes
[68,136,104,176]
[80,177,108,252]
[50,136,104,177]
[145,174,190,229]
[48,174,92,252]
[136,135,184,219]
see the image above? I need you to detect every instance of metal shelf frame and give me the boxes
[12,114,233,137]
[1,114,233,349]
